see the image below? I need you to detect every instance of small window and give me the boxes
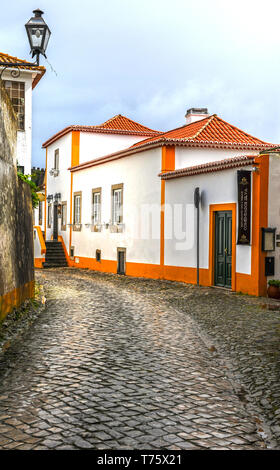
[73,192,82,230]
[4,80,25,131]
[96,249,101,262]
[61,201,67,231]
[112,184,123,224]
[54,149,59,170]
[17,165,25,174]
[92,188,101,226]
[47,204,52,228]
[70,246,75,259]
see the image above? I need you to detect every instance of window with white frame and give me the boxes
[92,189,101,225]
[54,149,59,170]
[61,201,67,231]
[112,184,123,224]
[73,192,81,225]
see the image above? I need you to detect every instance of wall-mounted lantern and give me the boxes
[261,227,276,252]
[46,194,53,203]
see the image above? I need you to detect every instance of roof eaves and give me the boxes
[159,155,256,180]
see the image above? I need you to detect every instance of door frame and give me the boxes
[209,203,236,291]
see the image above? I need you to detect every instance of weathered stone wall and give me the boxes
[0,81,34,321]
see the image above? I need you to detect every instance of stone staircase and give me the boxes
[43,241,68,268]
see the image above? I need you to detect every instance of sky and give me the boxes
[1,0,280,167]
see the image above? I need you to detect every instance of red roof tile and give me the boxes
[0,52,45,89]
[160,155,256,180]
[42,115,160,148]
[131,115,273,150]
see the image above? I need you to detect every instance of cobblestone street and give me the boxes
[0,268,279,450]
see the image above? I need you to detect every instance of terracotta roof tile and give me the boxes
[160,155,256,180]
[42,115,160,148]
[131,115,273,150]
[0,52,45,89]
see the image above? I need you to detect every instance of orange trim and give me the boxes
[209,203,236,291]
[34,258,45,269]
[0,280,35,321]
[34,226,46,254]
[160,146,175,266]
[161,145,175,172]
[69,131,80,252]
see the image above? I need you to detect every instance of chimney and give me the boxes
[185,108,209,125]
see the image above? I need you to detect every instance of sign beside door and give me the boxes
[237,170,251,245]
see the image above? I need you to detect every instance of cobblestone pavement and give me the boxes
[0,269,277,450]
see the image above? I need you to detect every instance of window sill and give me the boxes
[73,224,82,231]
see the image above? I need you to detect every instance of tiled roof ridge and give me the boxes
[191,114,216,140]
[213,115,268,145]
[160,155,256,180]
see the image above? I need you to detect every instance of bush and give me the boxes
[17,172,39,208]
[268,279,280,287]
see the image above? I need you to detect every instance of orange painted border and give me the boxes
[0,280,35,321]
[160,146,175,266]
[34,226,46,254]
[34,258,45,269]
[69,131,80,252]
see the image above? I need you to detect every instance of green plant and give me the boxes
[268,279,280,287]
[17,172,39,208]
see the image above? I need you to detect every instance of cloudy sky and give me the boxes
[1,0,280,167]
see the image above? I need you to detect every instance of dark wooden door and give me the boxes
[117,250,126,275]
[214,211,232,288]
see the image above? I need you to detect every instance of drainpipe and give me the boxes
[194,187,200,286]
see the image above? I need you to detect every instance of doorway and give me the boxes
[214,211,232,288]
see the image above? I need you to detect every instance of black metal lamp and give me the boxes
[0,8,51,76]
[25,9,51,64]
[54,193,61,203]
[46,194,53,203]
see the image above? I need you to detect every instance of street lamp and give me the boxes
[25,9,51,65]
[0,8,51,74]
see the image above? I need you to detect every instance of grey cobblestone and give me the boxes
[0,268,276,449]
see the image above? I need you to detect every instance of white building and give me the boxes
[0,52,45,175]
[35,108,279,297]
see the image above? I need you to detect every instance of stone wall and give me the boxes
[0,81,34,321]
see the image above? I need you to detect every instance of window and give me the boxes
[61,201,67,231]
[73,192,82,230]
[17,165,24,174]
[92,188,101,227]
[47,204,52,228]
[39,201,43,226]
[4,80,25,130]
[112,184,123,224]
[54,149,59,170]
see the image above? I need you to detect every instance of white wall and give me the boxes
[175,146,259,170]
[2,70,33,175]
[79,132,149,164]
[71,147,162,265]
[164,167,252,274]
[46,132,72,247]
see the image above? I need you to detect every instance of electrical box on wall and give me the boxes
[265,257,275,276]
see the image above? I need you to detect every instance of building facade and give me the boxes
[35,109,279,297]
[0,52,45,175]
